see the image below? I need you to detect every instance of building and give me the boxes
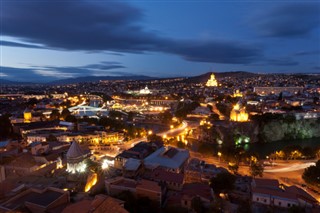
[62,194,128,213]
[123,158,144,178]
[148,167,184,191]
[0,187,69,212]
[144,146,190,173]
[114,142,155,169]
[105,177,165,206]
[251,178,318,209]
[254,87,303,96]
[5,153,42,176]
[185,158,227,183]
[66,141,89,173]
[30,142,49,155]
[23,108,32,123]
[230,103,249,122]
[139,86,152,95]
[232,89,243,97]
[166,183,214,210]
[206,73,218,87]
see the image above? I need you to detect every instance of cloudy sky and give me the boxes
[0,0,320,82]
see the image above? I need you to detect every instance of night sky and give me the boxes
[0,0,319,82]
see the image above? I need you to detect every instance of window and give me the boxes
[264,199,267,203]
[257,198,259,201]
[278,202,281,206]
[288,203,291,207]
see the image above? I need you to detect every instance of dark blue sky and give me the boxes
[0,0,319,82]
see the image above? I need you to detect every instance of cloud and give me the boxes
[313,66,320,71]
[33,70,76,78]
[251,3,320,38]
[0,72,9,77]
[294,50,320,56]
[247,57,299,66]
[1,0,262,64]
[266,58,299,66]
[0,61,126,82]
[164,39,261,64]
[0,40,45,49]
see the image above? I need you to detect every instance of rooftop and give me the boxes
[66,141,84,159]
[1,187,66,210]
[150,168,184,184]
[144,146,189,170]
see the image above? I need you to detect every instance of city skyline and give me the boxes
[1,0,320,82]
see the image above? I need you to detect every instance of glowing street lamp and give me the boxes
[218,152,222,162]
[148,130,153,135]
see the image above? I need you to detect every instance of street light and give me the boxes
[218,152,222,162]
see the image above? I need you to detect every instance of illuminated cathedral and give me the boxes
[230,104,249,122]
[66,141,88,173]
[206,73,218,87]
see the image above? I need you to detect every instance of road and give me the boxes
[117,120,194,152]
[190,152,320,201]
[208,102,225,120]
[264,162,316,173]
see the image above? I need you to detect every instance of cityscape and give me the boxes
[0,1,320,213]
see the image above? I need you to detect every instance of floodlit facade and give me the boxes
[66,141,88,173]
[206,73,218,87]
[230,104,249,122]
[23,108,32,123]
[139,86,152,94]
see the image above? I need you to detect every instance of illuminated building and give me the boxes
[139,86,151,94]
[84,172,98,192]
[66,141,88,173]
[232,89,243,97]
[206,73,218,87]
[230,104,249,122]
[24,108,32,123]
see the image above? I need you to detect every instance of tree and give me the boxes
[250,162,264,178]
[147,134,163,143]
[278,92,283,101]
[198,143,214,156]
[228,163,239,174]
[0,114,12,139]
[302,160,320,186]
[65,115,77,123]
[176,141,186,149]
[50,109,60,120]
[115,190,137,213]
[288,205,306,213]
[159,110,173,124]
[210,172,236,194]
[191,196,204,213]
[209,113,220,121]
[46,134,57,142]
[61,108,71,120]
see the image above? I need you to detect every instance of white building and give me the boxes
[139,86,152,95]
[66,142,89,173]
[251,178,317,209]
[144,146,190,173]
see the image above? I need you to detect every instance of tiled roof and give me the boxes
[150,168,184,184]
[66,141,84,159]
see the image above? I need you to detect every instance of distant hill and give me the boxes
[0,79,35,85]
[48,75,156,84]
[186,71,259,83]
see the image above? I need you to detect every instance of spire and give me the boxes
[66,141,84,159]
